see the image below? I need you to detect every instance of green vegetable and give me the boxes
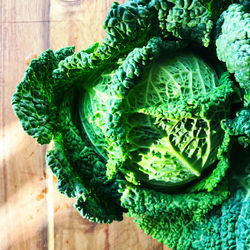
[216,3,250,104]
[126,146,249,249]
[12,0,249,249]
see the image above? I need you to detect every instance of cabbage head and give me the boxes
[12,0,250,249]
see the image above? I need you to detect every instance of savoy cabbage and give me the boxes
[12,0,249,249]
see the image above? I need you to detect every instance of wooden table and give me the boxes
[0,0,171,249]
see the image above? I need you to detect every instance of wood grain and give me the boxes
[0,1,171,249]
[1,1,51,250]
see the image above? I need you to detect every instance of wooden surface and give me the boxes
[0,1,171,250]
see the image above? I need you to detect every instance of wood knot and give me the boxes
[57,0,82,6]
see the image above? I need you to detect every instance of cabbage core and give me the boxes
[80,53,228,187]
